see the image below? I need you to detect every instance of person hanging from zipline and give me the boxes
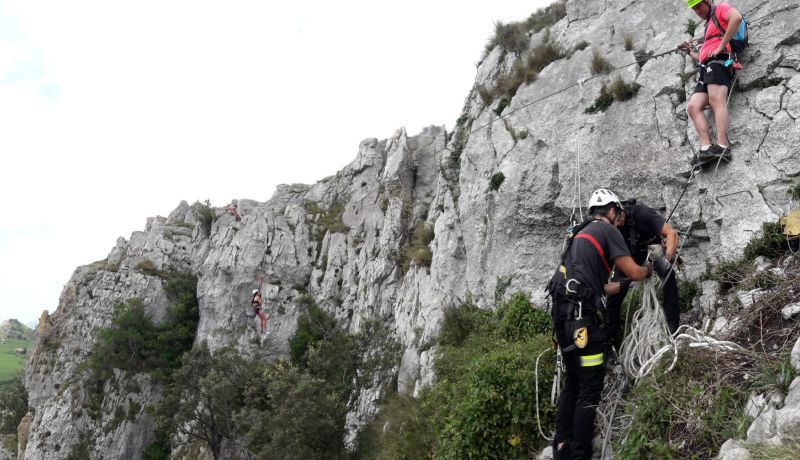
[679,0,746,167]
[546,189,653,460]
[251,289,269,335]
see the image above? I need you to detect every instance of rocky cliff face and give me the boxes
[20,0,800,458]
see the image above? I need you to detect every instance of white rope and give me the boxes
[535,348,555,441]
[619,278,747,382]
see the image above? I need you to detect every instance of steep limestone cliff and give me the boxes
[20,0,800,457]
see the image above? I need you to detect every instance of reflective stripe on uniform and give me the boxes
[579,353,604,367]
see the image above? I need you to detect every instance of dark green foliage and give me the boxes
[609,76,641,101]
[744,222,787,261]
[573,40,589,52]
[496,292,552,341]
[711,258,753,293]
[489,172,505,191]
[0,374,27,434]
[142,439,170,460]
[155,345,256,460]
[437,301,493,347]
[480,30,567,105]
[305,202,350,244]
[65,432,94,460]
[585,77,639,113]
[584,83,614,113]
[590,49,612,75]
[525,0,567,33]
[526,31,567,73]
[358,291,556,459]
[788,183,800,200]
[487,21,529,56]
[290,301,339,367]
[87,273,198,383]
[678,281,699,313]
[400,224,435,273]
[633,48,654,68]
[191,200,215,237]
[618,350,749,458]
[356,392,436,460]
[494,96,510,115]
[255,363,348,460]
[438,337,555,459]
[83,273,198,422]
[686,19,698,36]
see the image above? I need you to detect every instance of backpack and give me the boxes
[705,5,749,54]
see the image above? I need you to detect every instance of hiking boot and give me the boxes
[694,148,716,167]
[712,144,733,162]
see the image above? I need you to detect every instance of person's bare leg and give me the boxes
[687,92,712,148]
[707,84,730,147]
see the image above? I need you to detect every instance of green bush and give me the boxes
[191,200,216,237]
[609,76,640,101]
[496,292,551,341]
[489,172,505,191]
[305,202,350,244]
[0,374,27,434]
[788,183,800,200]
[590,49,612,75]
[744,222,787,261]
[480,30,567,105]
[618,350,749,458]
[710,258,753,293]
[290,301,339,367]
[573,40,589,52]
[686,19,698,36]
[526,31,567,73]
[487,21,529,56]
[525,0,568,33]
[438,337,556,459]
[584,82,614,113]
[438,301,493,347]
[678,280,699,313]
[400,224,435,273]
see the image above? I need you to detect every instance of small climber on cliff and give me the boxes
[251,289,269,335]
[679,0,744,167]
[227,201,242,221]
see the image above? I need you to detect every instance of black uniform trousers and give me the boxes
[552,296,607,460]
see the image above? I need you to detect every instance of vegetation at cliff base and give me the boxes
[147,298,399,460]
[357,292,556,459]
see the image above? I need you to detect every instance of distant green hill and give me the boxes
[0,338,31,387]
[0,319,35,341]
[0,320,34,386]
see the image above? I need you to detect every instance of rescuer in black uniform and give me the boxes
[547,189,652,460]
[605,198,681,348]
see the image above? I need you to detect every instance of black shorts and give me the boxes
[693,61,734,94]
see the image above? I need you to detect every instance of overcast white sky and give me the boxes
[0,0,554,325]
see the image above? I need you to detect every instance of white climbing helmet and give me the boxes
[252,289,259,295]
[588,189,624,211]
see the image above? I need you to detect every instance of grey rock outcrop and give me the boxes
[22,0,800,457]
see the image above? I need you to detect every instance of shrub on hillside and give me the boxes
[526,0,568,33]
[744,222,787,261]
[496,292,551,341]
[591,48,612,75]
[0,374,27,434]
[400,224,435,272]
[488,21,529,56]
[437,337,556,459]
